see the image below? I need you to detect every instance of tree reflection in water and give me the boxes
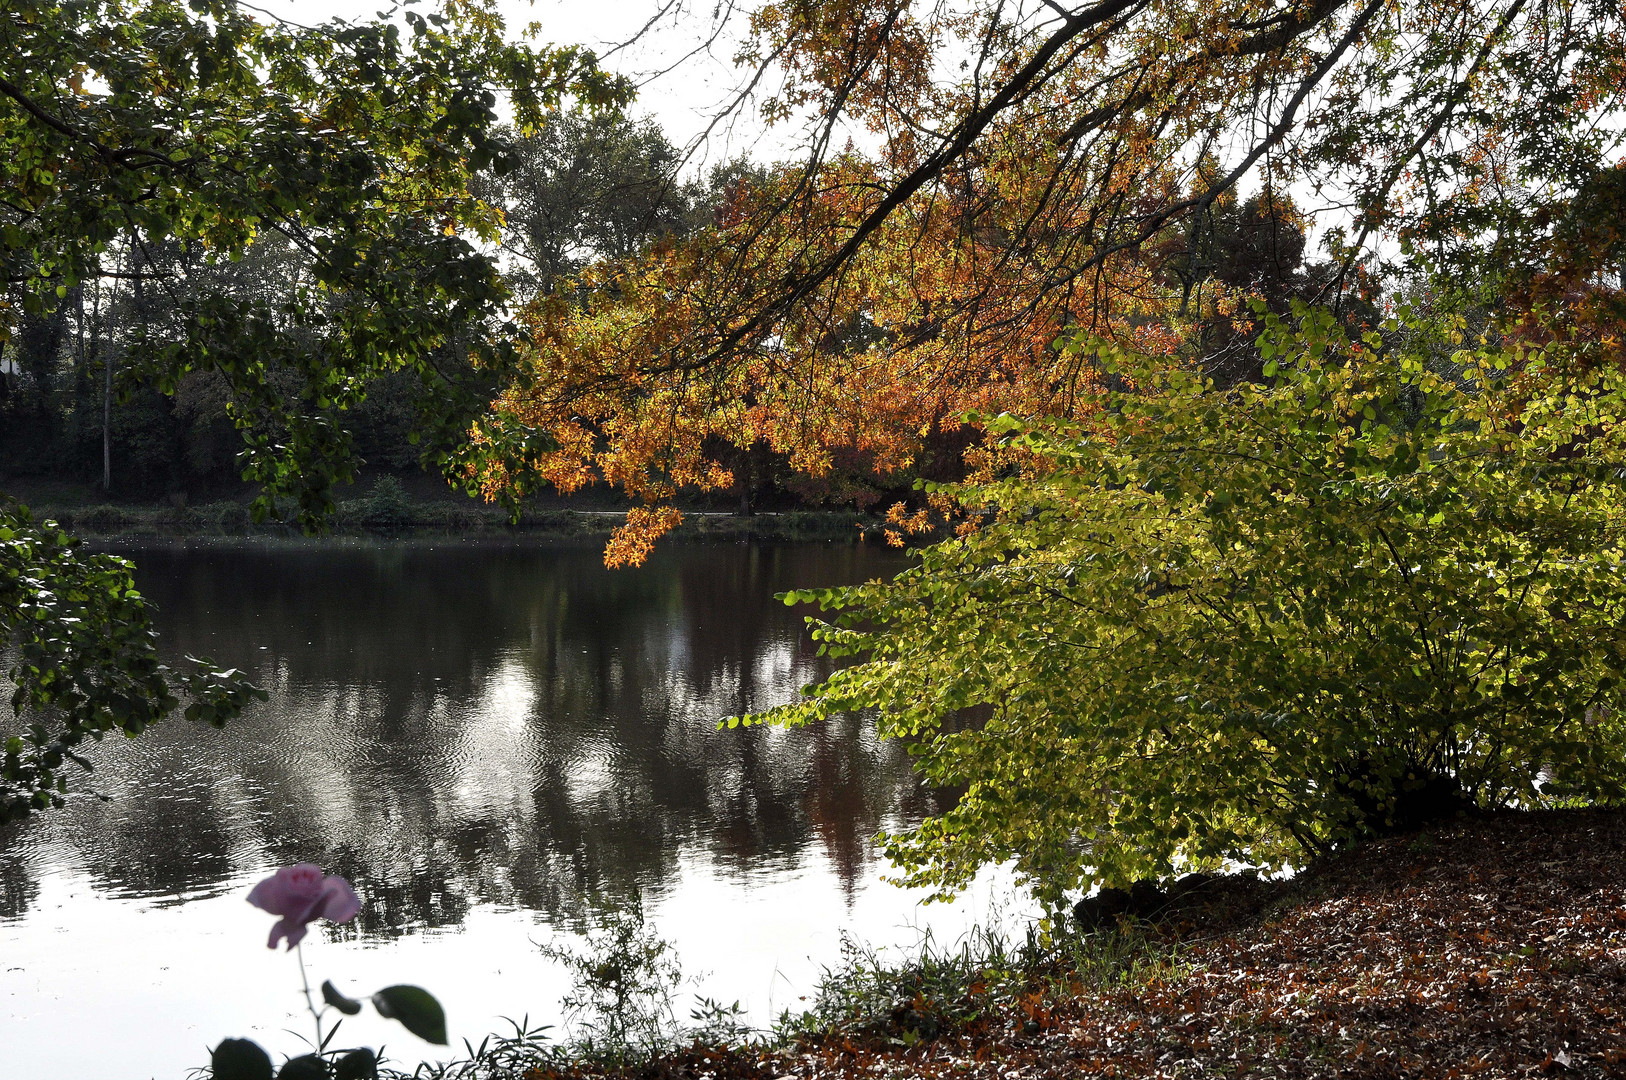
[0,539,954,935]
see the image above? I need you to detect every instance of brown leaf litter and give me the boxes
[531,809,1626,1080]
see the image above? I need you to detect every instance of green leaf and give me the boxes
[211,1038,273,1080]
[372,984,448,1044]
[322,979,364,1015]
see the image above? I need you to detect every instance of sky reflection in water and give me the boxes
[0,539,1035,1079]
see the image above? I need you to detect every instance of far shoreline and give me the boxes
[6,495,906,547]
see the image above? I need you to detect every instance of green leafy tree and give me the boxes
[1,0,624,521]
[1,501,266,820]
[0,0,626,819]
[484,111,698,301]
[738,307,1626,904]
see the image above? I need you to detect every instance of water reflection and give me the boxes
[0,539,940,934]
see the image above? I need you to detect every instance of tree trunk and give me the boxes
[100,328,111,493]
[91,272,108,493]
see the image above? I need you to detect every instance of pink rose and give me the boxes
[247,864,362,950]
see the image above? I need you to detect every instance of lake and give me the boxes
[0,539,1033,1079]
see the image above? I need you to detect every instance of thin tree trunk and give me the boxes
[101,330,111,492]
[73,285,84,379]
[89,270,107,493]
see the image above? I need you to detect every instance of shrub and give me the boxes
[431,504,489,533]
[74,504,133,532]
[773,927,1032,1043]
[737,307,1626,904]
[208,501,252,533]
[773,921,1173,1046]
[536,893,682,1065]
[361,476,416,532]
[157,503,206,530]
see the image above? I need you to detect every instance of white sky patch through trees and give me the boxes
[257,0,809,172]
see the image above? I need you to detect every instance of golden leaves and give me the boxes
[603,506,683,569]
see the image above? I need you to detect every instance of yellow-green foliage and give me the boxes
[735,307,1626,904]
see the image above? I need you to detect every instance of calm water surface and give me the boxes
[0,539,1033,1079]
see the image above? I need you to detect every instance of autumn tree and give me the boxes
[473,0,1626,561]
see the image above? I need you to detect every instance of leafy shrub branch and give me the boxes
[736,307,1626,903]
[1,500,265,821]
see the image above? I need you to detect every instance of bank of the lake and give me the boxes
[0,476,907,544]
[504,809,1626,1080]
[16,500,886,545]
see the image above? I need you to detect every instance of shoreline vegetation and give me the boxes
[2,478,891,546]
[387,808,1626,1080]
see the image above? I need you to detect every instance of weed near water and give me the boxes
[772,926,1031,1043]
[772,919,1179,1047]
[535,893,684,1067]
[364,907,1180,1078]
[380,1018,556,1080]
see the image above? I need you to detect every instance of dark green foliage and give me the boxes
[323,980,364,1017]
[277,1055,330,1080]
[203,984,445,1077]
[70,504,133,531]
[332,1049,377,1080]
[0,499,265,821]
[359,477,414,533]
[376,1019,553,1080]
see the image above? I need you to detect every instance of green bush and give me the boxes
[360,476,416,532]
[738,307,1626,904]
[74,504,133,532]
[431,504,491,532]
[207,501,252,533]
[156,503,206,530]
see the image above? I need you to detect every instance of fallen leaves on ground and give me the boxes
[534,809,1626,1080]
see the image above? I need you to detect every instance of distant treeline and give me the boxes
[0,113,756,505]
[1,112,1337,516]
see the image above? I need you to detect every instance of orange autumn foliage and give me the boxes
[470,149,1191,564]
[466,0,1625,565]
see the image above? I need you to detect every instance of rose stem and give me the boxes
[296,940,325,1048]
